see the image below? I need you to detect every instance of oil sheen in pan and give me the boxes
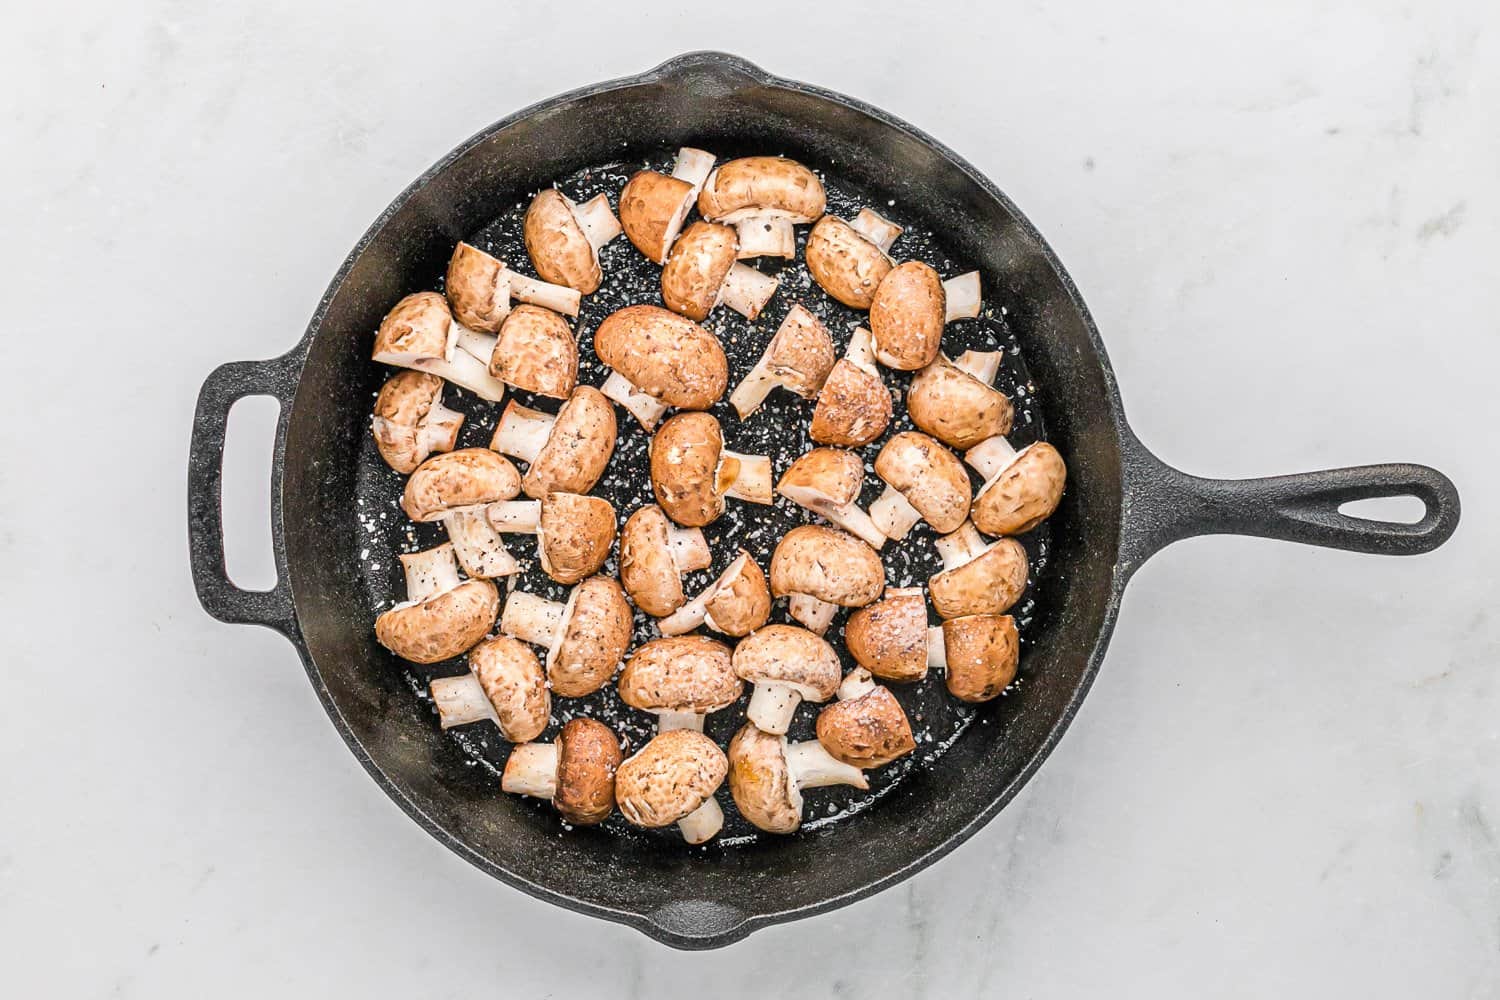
[350,149,1054,847]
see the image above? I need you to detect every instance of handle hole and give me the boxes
[1338,494,1426,525]
[222,395,282,591]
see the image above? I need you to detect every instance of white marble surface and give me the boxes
[3,1,1497,995]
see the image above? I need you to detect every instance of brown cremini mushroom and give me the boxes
[843,587,931,684]
[696,155,826,259]
[500,576,632,697]
[809,327,892,448]
[371,371,464,474]
[374,543,499,664]
[769,525,886,634]
[445,241,581,328]
[372,291,509,402]
[929,613,1020,702]
[657,550,771,638]
[617,635,742,733]
[661,221,779,322]
[727,722,867,835]
[732,624,842,735]
[869,431,972,541]
[729,304,836,418]
[593,305,729,430]
[400,449,524,579]
[907,350,1015,451]
[615,729,728,844]
[501,718,624,825]
[485,492,616,585]
[815,668,916,768]
[867,264,983,371]
[928,522,1029,619]
[617,505,713,617]
[650,412,773,527]
[776,447,886,550]
[804,208,901,309]
[428,635,549,742]
[523,188,622,295]
[489,386,616,499]
[487,304,578,400]
[617,147,716,264]
[965,438,1068,537]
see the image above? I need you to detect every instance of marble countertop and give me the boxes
[2,1,1496,996]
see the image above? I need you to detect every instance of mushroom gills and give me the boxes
[868,486,924,541]
[849,207,903,255]
[716,263,779,320]
[501,743,559,799]
[943,271,982,322]
[443,508,520,579]
[785,739,867,792]
[501,590,565,649]
[570,192,622,252]
[429,672,500,729]
[491,404,555,464]
[787,593,839,636]
[734,217,796,259]
[677,796,724,845]
[600,371,669,430]
[720,452,774,505]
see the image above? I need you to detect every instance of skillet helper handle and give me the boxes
[1120,430,1460,576]
[188,351,303,634]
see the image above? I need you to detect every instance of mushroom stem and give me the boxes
[728,354,779,418]
[837,667,878,702]
[501,743,559,798]
[809,498,887,551]
[845,326,880,375]
[787,594,839,636]
[953,349,1002,384]
[408,329,508,403]
[667,524,713,574]
[670,147,716,193]
[721,452,774,505]
[942,271,982,322]
[657,710,705,733]
[735,217,796,259]
[926,625,947,669]
[935,522,989,570]
[430,672,499,729]
[869,486,924,542]
[600,371,668,430]
[849,207,903,255]
[571,193,622,252]
[656,598,708,637]
[717,262,779,320]
[786,739,868,791]
[491,403,555,464]
[399,544,463,603]
[506,272,582,318]
[486,500,542,533]
[746,682,803,735]
[677,795,724,845]
[501,591,565,647]
[443,508,520,579]
[416,399,466,451]
[965,436,1020,481]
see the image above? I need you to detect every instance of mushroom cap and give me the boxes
[843,589,929,683]
[868,261,945,371]
[816,685,916,768]
[469,635,549,742]
[766,305,836,398]
[727,723,800,834]
[660,222,737,321]
[618,504,687,617]
[971,442,1067,536]
[445,243,511,333]
[550,576,633,698]
[618,170,695,264]
[769,525,885,607]
[809,359,892,448]
[553,718,624,825]
[940,614,1019,702]
[401,449,522,522]
[615,729,728,828]
[538,492,616,585]
[373,291,452,362]
[490,305,578,399]
[697,156,826,223]
[908,357,1014,450]
[524,189,601,294]
[805,216,892,309]
[593,305,728,409]
[372,371,462,474]
[777,447,864,509]
[704,552,771,637]
[732,624,841,702]
[929,537,1029,619]
[374,578,499,664]
[649,411,729,528]
[875,432,972,534]
[522,386,616,499]
[617,636,741,715]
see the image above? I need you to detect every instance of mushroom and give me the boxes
[371,291,509,402]
[614,729,729,844]
[732,624,842,735]
[809,326,892,448]
[617,147,717,264]
[868,432,972,541]
[965,438,1068,537]
[428,635,549,741]
[927,614,1020,702]
[907,350,1014,451]
[803,207,902,308]
[370,371,464,474]
[400,449,524,579]
[445,241,581,327]
[487,304,578,400]
[617,635,742,733]
[485,492,616,585]
[657,550,770,638]
[775,447,887,550]
[815,668,916,768]
[696,155,825,258]
[593,305,729,430]
[843,587,931,683]
[769,525,886,634]
[373,542,499,664]
[523,188,622,294]
[489,385,616,499]
[650,412,773,527]
[728,304,836,418]
[501,718,623,826]
[618,504,714,617]
[727,722,867,835]
[660,221,779,321]
[928,521,1029,619]
[867,262,983,371]
[500,575,632,698]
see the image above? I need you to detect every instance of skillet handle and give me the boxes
[187,350,305,634]
[1119,429,1460,577]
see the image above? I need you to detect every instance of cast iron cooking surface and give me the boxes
[352,149,1054,846]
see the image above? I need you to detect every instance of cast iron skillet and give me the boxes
[187,52,1460,949]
